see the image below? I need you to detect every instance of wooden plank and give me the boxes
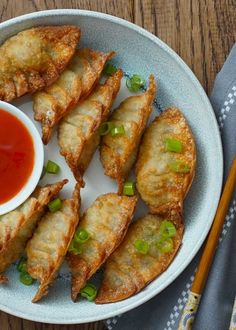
[0,0,235,329]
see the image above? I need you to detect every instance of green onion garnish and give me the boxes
[134,239,149,254]
[48,198,62,212]
[19,272,34,286]
[123,181,135,196]
[160,220,176,238]
[165,138,183,153]
[46,160,60,174]
[126,74,145,92]
[40,166,47,179]
[111,125,125,137]
[80,283,97,301]
[99,122,115,136]
[103,63,117,76]
[169,160,190,173]
[74,229,90,243]
[156,237,174,253]
[17,257,27,273]
[68,239,83,255]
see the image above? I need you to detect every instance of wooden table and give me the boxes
[0,0,235,329]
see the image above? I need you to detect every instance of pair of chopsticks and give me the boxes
[178,156,236,330]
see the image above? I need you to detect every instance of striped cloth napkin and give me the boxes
[104,43,236,330]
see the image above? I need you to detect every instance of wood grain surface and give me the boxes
[0,0,235,329]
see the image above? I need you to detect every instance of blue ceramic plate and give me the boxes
[0,10,223,324]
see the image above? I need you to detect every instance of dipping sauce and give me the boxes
[0,109,34,205]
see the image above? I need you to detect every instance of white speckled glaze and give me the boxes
[0,10,223,324]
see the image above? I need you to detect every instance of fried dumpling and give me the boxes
[96,213,183,303]
[58,69,123,184]
[100,75,156,193]
[67,193,137,302]
[26,184,81,303]
[136,108,196,215]
[0,180,67,281]
[33,48,114,144]
[0,26,80,102]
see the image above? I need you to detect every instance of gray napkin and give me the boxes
[105,43,236,330]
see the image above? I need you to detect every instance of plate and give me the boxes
[0,10,223,324]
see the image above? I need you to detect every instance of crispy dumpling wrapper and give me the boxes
[0,26,80,102]
[26,184,81,303]
[0,180,67,280]
[136,108,196,215]
[100,75,156,193]
[96,213,183,303]
[33,48,115,144]
[58,69,123,184]
[67,192,138,302]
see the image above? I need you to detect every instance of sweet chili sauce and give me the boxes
[0,109,34,204]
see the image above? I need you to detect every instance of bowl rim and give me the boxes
[0,101,44,215]
[0,9,223,324]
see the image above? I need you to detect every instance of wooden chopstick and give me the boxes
[178,156,236,330]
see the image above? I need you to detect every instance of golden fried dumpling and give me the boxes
[100,75,156,193]
[67,192,138,302]
[33,48,114,144]
[58,69,123,184]
[0,180,67,281]
[136,108,196,215]
[96,213,183,303]
[26,184,81,303]
[0,26,80,101]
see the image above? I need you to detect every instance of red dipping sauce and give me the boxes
[0,109,34,205]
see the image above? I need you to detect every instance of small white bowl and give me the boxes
[0,101,44,215]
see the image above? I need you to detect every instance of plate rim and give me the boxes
[0,9,223,324]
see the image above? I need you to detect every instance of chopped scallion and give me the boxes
[123,181,135,196]
[160,220,176,238]
[111,125,125,137]
[19,272,34,286]
[46,160,60,174]
[165,138,183,153]
[126,74,145,92]
[17,257,27,273]
[68,239,83,255]
[99,122,115,136]
[156,237,174,253]
[103,63,117,76]
[134,239,149,254]
[80,283,97,301]
[169,160,190,173]
[48,198,62,212]
[74,229,90,243]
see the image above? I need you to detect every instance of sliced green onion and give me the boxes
[160,220,176,238]
[74,229,90,243]
[103,63,117,76]
[123,181,135,196]
[99,122,115,136]
[111,125,125,137]
[46,160,60,174]
[165,138,183,153]
[68,239,83,255]
[48,198,62,212]
[19,272,34,286]
[17,257,27,273]
[80,283,97,301]
[126,74,145,92]
[156,237,174,253]
[134,239,149,254]
[40,166,47,179]
[169,160,190,173]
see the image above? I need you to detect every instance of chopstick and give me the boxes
[229,296,236,330]
[178,156,236,330]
